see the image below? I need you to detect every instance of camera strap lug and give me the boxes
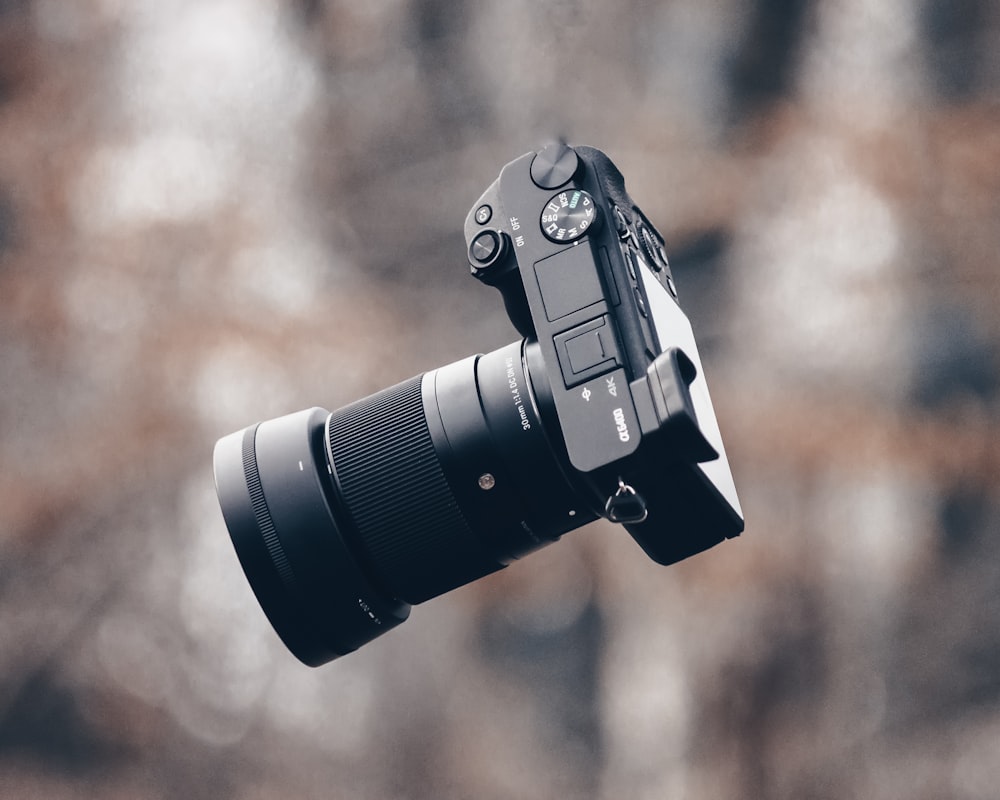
[604,478,648,524]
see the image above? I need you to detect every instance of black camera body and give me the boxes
[213,144,743,666]
[464,143,742,560]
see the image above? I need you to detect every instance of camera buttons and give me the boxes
[469,230,503,266]
[612,205,631,240]
[474,204,492,225]
[633,285,648,318]
[530,142,579,189]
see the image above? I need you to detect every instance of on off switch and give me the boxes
[469,230,504,267]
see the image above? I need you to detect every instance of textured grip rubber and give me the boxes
[327,374,500,604]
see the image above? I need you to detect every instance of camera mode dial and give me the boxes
[540,189,598,243]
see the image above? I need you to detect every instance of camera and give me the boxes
[213,143,744,666]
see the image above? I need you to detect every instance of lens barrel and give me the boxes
[213,340,594,666]
[326,371,504,605]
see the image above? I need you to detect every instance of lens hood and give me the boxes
[213,409,409,666]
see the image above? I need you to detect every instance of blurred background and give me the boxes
[1,0,999,797]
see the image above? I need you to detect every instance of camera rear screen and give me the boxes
[637,260,743,520]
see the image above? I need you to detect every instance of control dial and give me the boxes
[540,189,598,243]
[530,142,579,189]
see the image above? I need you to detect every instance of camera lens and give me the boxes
[214,340,595,666]
[213,409,411,666]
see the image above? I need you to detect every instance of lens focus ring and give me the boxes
[326,375,501,604]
